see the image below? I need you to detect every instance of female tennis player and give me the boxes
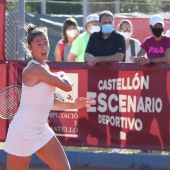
[4,23,94,170]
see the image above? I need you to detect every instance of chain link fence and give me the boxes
[5,0,18,60]
[87,0,170,17]
[5,0,170,61]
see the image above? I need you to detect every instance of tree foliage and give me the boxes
[119,0,166,13]
[5,0,169,15]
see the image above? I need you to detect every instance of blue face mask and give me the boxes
[101,24,114,34]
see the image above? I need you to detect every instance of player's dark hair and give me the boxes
[26,23,48,45]
[24,23,48,58]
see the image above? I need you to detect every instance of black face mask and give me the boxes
[151,28,164,37]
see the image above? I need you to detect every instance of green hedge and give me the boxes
[25,2,82,15]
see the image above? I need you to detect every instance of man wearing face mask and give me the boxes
[84,10,125,66]
[136,15,170,65]
[67,14,100,62]
[119,20,141,63]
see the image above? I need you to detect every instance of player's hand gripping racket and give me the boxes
[0,85,22,120]
[56,71,73,86]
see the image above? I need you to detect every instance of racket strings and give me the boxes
[0,86,22,119]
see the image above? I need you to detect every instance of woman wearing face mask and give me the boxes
[54,17,80,61]
[119,20,141,63]
[136,15,170,65]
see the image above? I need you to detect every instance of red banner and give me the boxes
[86,63,170,150]
[2,61,170,151]
[0,0,6,61]
[48,62,170,150]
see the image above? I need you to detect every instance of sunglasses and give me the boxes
[120,28,131,31]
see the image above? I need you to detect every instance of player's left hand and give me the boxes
[74,97,95,109]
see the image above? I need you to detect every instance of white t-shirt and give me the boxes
[125,38,141,63]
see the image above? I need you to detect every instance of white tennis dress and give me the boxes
[4,60,56,156]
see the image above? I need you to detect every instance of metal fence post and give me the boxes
[17,0,25,60]
[115,0,120,14]
[41,0,46,15]
[83,0,88,31]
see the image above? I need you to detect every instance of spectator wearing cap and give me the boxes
[84,10,125,66]
[136,14,170,65]
[67,13,100,62]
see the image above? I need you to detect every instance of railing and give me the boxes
[1,61,170,151]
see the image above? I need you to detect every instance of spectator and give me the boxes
[67,13,100,62]
[84,10,125,66]
[136,14,170,65]
[54,17,79,61]
[118,19,141,63]
[135,15,170,152]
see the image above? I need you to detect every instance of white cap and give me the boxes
[86,14,99,23]
[149,15,164,26]
[166,30,170,37]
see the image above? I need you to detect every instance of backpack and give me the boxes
[122,38,136,62]
[58,39,65,60]
[130,39,136,56]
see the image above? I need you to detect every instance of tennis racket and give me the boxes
[0,85,22,120]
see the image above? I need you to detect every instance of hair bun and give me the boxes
[27,23,37,34]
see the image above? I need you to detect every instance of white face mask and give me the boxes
[121,32,132,40]
[66,29,78,38]
[90,25,101,34]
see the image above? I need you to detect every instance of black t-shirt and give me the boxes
[85,30,125,57]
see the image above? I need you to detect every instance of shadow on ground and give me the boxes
[0,164,168,170]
